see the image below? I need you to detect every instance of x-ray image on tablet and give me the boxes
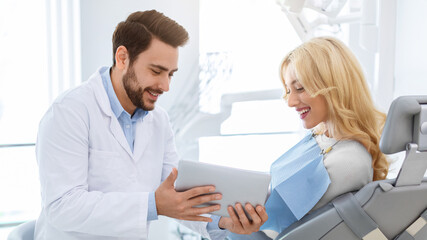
[175,160,271,217]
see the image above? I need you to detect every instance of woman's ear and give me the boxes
[115,46,129,70]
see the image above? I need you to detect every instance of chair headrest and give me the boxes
[380,96,427,154]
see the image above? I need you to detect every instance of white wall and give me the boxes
[394,0,427,98]
[79,0,199,112]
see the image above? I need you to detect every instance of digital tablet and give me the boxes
[175,160,271,217]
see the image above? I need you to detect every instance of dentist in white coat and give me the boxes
[34,10,267,240]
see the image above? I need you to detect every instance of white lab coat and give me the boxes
[34,68,211,240]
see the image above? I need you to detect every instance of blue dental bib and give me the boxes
[260,133,331,233]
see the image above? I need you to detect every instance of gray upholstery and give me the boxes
[331,193,380,238]
[414,104,427,151]
[395,209,427,240]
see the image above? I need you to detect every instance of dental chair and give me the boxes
[228,95,427,240]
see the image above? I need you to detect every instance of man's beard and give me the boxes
[122,65,154,111]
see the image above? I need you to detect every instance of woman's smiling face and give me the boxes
[284,63,329,129]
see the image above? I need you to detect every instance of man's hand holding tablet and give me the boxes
[172,160,270,234]
[155,168,222,222]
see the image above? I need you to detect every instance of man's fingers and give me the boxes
[189,204,221,216]
[164,168,178,187]
[184,185,215,199]
[189,192,221,206]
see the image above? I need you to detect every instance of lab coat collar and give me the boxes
[89,67,154,162]
[90,67,116,118]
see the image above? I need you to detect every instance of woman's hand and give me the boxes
[218,203,268,234]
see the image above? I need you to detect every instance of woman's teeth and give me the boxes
[298,108,310,115]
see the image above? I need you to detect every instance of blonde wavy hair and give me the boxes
[281,36,388,181]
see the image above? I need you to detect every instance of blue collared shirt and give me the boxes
[101,67,159,221]
[101,67,224,235]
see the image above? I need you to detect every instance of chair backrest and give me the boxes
[7,220,35,240]
[380,95,427,154]
[380,96,427,187]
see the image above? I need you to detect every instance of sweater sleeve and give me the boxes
[312,140,373,210]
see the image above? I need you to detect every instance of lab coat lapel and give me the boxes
[109,117,133,158]
[90,69,133,159]
[133,112,153,162]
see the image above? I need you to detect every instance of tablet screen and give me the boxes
[175,160,271,217]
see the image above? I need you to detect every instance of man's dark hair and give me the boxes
[112,10,189,66]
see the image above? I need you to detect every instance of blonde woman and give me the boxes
[253,36,389,239]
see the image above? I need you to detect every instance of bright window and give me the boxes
[198,0,303,171]
[0,0,49,145]
[0,0,48,231]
